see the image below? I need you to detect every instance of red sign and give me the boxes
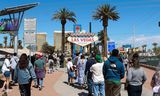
[76,26,80,32]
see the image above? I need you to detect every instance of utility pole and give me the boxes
[89,22,92,54]
[132,25,135,51]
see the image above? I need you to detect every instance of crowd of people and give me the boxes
[66,49,125,96]
[0,49,160,96]
[0,52,61,96]
[66,49,160,96]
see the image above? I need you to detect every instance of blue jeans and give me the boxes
[38,78,43,88]
[93,81,105,96]
[87,78,93,96]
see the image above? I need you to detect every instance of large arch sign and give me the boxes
[67,33,98,46]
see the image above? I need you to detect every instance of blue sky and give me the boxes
[0,0,160,49]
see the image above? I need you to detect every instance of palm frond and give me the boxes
[67,18,77,23]
[52,8,76,23]
[108,12,120,20]
[92,4,120,22]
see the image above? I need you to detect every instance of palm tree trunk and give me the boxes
[62,24,65,53]
[10,35,11,48]
[103,26,107,57]
[71,43,73,57]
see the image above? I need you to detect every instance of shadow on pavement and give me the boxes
[63,81,87,90]
[63,81,68,85]
[78,92,88,96]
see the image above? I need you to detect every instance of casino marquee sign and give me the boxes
[67,33,98,46]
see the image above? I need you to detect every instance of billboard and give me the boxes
[24,18,36,31]
[0,18,18,32]
[108,41,115,52]
[24,32,36,44]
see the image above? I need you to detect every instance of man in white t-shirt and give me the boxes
[90,54,105,96]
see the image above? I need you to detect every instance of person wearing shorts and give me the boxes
[1,54,11,93]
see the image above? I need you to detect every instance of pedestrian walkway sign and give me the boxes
[108,42,115,52]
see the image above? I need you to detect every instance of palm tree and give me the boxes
[93,4,120,57]
[3,36,7,48]
[152,42,158,53]
[9,33,14,48]
[10,37,14,48]
[52,8,76,54]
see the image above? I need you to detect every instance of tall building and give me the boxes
[54,31,73,52]
[36,32,47,51]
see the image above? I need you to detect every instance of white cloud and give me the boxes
[116,35,160,48]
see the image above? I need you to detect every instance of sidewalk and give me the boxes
[54,68,88,96]
[0,69,63,96]
[55,68,153,96]
[0,68,153,96]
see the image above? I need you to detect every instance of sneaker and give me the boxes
[33,85,38,88]
[39,87,42,91]
[10,81,16,85]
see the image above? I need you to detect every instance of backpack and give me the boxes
[50,61,54,67]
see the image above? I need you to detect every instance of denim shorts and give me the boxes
[4,71,10,77]
[69,71,74,78]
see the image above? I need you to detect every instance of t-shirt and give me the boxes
[2,58,11,73]
[10,56,19,69]
[67,61,73,72]
[34,59,45,69]
[90,62,104,83]
[127,67,147,86]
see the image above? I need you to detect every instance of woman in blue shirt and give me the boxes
[14,53,37,96]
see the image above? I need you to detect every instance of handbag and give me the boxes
[0,79,5,88]
[153,85,160,93]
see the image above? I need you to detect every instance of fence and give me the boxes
[140,56,160,70]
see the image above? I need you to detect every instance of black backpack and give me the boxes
[50,61,54,67]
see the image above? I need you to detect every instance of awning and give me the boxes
[0,3,39,16]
